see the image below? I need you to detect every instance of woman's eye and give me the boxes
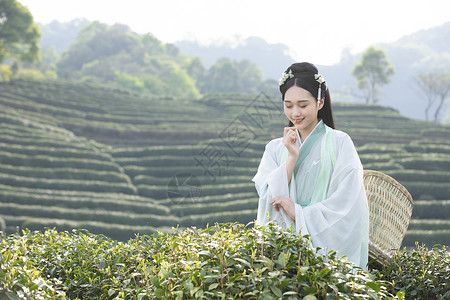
[285,106,292,109]
[300,106,307,108]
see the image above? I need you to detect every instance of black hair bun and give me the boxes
[287,62,318,75]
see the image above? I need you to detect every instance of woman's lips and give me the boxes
[293,119,303,125]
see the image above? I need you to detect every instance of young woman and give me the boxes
[252,62,369,269]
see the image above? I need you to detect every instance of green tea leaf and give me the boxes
[277,252,287,268]
[5,292,21,300]
[269,285,282,297]
[108,289,116,297]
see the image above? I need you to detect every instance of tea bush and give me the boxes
[0,234,66,299]
[0,223,406,299]
[376,243,449,300]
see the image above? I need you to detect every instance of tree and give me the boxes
[202,58,239,93]
[186,56,205,82]
[0,0,40,63]
[352,47,394,104]
[414,72,438,121]
[201,58,263,94]
[237,60,263,93]
[57,24,139,78]
[434,74,450,122]
[55,21,201,97]
[414,70,450,122]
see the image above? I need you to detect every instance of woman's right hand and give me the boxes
[283,127,299,158]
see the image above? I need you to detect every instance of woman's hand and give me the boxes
[282,127,299,158]
[270,196,295,220]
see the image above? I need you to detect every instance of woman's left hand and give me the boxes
[270,196,295,220]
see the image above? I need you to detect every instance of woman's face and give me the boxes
[283,85,324,136]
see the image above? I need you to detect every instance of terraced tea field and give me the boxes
[0,79,448,247]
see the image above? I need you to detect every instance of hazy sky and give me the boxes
[19,0,450,65]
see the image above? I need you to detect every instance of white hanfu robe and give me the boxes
[252,120,369,269]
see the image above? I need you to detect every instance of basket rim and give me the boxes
[363,169,414,208]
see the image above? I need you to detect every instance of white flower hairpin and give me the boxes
[314,73,326,101]
[314,74,325,84]
[279,70,294,86]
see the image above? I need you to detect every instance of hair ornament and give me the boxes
[314,73,325,85]
[314,73,326,101]
[279,69,294,86]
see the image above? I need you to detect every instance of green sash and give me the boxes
[279,121,336,206]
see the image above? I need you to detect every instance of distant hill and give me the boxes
[37,20,450,121]
[379,22,450,121]
[176,36,295,79]
[0,78,449,247]
[38,20,295,80]
[35,21,267,97]
[39,19,91,52]
[396,21,450,53]
[321,22,450,122]
[176,23,450,122]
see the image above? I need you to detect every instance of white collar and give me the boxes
[297,119,323,147]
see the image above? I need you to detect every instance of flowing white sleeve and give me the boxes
[294,133,369,268]
[251,139,293,228]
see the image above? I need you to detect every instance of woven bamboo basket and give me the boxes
[363,170,414,266]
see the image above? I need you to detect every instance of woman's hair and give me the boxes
[279,62,335,129]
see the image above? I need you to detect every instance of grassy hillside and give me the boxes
[0,78,448,247]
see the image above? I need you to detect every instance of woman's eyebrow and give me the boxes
[284,99,310,103]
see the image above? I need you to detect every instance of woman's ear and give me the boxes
[317,97,325,110]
